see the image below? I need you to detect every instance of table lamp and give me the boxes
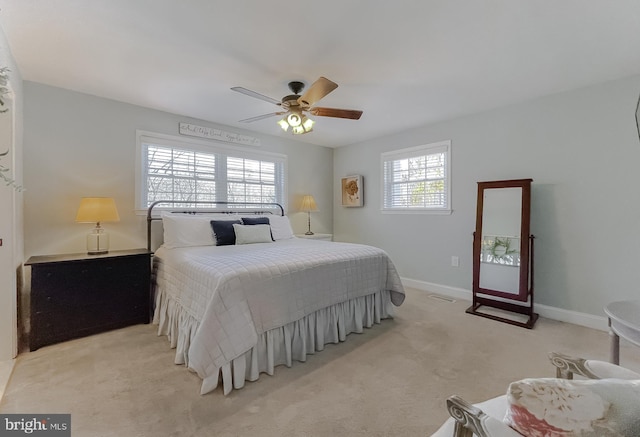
[75,197,120,254]
[300,195,319,235]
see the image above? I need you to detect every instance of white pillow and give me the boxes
[267,215,295,240]
[161,213,216,249]
[161,213,293,247]
[233,224,273,245]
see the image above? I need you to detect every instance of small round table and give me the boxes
[604,300,640,365]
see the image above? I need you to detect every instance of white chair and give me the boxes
[431,352,640,437]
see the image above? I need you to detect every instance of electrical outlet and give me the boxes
[451,256,459,267]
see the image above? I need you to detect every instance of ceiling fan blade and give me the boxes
[298,77,338,107]
[239,112,283,123]
[231,87,281,106]
[309,107,363,120]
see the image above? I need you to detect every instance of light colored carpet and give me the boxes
[2,287,639,437]
[0,359,14,401]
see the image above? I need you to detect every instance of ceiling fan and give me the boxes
[231,77,363,135]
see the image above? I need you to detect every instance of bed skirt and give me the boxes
[153,287,395,395]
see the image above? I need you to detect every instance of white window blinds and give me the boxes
[146,145,218,206]
[226,157,280,205]
[381,140,451,213]
[137,132,286,210]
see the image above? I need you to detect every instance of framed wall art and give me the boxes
[341,175,363,207]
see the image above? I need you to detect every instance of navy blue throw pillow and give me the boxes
[241,217,274,241]
[210,220,242,246]
[241,216,270,226]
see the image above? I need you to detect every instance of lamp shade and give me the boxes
[300,195,319,212]
[75,197,120,223]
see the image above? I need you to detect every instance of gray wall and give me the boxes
[23,82,334,258]
[334,74,640,317]
[19,74,640,326]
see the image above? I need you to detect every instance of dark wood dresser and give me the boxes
[26,248,152,351]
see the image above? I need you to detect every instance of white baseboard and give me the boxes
[401,277,609,332]
[402,278,471,302]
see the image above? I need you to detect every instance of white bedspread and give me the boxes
[153,238,405,392]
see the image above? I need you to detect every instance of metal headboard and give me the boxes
[146,200,285,251]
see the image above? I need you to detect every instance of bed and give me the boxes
[148,201,406,395]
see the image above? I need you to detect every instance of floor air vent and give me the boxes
[428,294,456,303]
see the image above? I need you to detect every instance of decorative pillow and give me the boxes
[241,216,270,226]
[161,213,216,249]
[267,215,295,240]
[210,219,242,246]
[504,378,640,437]
[233,224,273,245]
[241,217,275,241]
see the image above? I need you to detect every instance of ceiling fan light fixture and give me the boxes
[278,112,314,135]
[278,118,290,131]
[302,117,314,132]
[294,114,314,134]
[287,113,302,127]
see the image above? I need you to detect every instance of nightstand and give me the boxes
[25,248,152,351]
[295,233,333,241]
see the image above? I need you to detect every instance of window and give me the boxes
[381,140,451,214]
[136,131,286,211]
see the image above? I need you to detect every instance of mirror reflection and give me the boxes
[479,187,522,294]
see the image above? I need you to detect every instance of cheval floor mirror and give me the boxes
[467,178,538,328]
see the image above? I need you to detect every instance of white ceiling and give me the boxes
[2,1,640,148]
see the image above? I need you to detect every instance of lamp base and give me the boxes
[305,211,315,236]
[87,227,110,255]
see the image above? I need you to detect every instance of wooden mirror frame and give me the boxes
[467,178,538,329]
